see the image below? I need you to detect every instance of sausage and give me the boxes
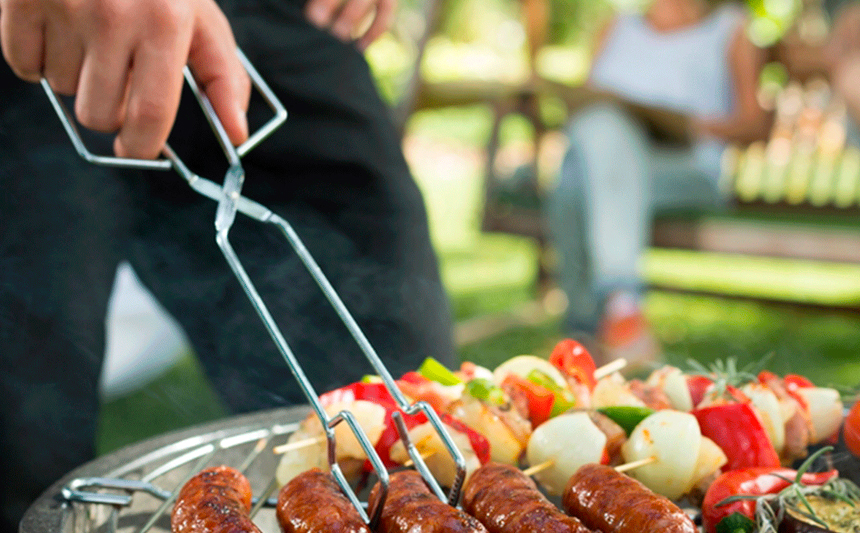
[369,470,488,533]
[277,468,371,533]
[562,463,696,533]
[462,463,597,533]
[171,466,261,533]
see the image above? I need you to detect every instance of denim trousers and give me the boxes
[546,102,725,333]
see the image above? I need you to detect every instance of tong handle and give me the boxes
[41,48,287,172]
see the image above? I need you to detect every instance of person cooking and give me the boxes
[0,0,455,531]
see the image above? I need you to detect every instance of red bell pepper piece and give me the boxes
[502,374,555,427]
[549,339,597,392]
[844,398,860,457]
[395,372,455,413]
[319,382,398,409]
[440,413,491,465]
[692,402,780,472]
[702,467,838,533]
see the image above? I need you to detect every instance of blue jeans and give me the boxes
[546,103,725,333]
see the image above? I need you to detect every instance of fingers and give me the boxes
[0,0,46,81]
[356,0,395,49]
[305,0,395,47]
[75,37,132,133]
[187,5,250,146]
[43,18,84,95]
[330,0,374,42]
[114,22,190,159]
[305,0,342,32]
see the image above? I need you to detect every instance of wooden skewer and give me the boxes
[594,358,628,380]
[523,456,657,477]
[613,456,657,473]
[273,435,325,454]
[522,459,554,477]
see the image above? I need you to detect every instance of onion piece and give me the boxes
[389,421,482,488]
[493,355,567,388]
[274,400,386,486]
[525,412,607,496]
[795,387,844,444]
[690,436,727,489]
[621,410,701,500]
[742,383,786,454]
[448,397,529,465]
[646,366,693,412]
[591,372,647,409]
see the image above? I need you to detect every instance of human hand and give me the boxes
[0,0,251,159]
[304,0,396,50]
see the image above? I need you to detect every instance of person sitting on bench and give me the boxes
[546,0,771,366]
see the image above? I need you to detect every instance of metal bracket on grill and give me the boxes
[45,47,467,524]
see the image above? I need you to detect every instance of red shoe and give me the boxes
[597,293,660,372]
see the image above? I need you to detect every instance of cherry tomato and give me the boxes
[549,339,597,392]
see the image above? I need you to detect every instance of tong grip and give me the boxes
[42,48,286,172]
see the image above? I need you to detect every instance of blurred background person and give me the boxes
[546,0,772,367]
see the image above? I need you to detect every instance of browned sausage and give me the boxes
[276,468,371,533]
[369,470,488,533]
[463,463,597,533]
[562,464,696,533]
[171,466,261,533]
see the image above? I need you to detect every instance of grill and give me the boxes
[21,406,309,533]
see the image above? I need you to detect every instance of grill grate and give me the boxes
[24,408,307,533]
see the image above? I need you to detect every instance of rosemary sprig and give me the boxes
[686,353,774,400]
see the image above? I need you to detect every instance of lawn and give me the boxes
[97,104,860,456]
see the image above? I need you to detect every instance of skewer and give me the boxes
[522,456,656,477]
[613,456,657,473]
[594,358,627,380]
[273,436,325,454]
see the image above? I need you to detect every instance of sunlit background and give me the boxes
[97,0,860,454]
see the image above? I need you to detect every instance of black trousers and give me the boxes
[0,1,454,530]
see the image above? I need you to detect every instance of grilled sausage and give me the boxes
[171,466,261,533]
[276,468,371,533]
[463,463,597,533]
[562,464,697,533]
[369,470,488,533]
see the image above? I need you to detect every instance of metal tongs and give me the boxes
[46,50,466,528]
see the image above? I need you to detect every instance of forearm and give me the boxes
[696,110,773,145]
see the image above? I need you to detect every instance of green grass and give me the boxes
[96,353,227,455]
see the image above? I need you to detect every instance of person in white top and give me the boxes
[546,0,771,366]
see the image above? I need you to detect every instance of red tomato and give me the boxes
[784,374,815,389]
[844,398,860,457]
[702,467,838,533]
[549,339,597,392]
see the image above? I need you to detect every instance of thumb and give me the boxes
[187,5,251,146]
